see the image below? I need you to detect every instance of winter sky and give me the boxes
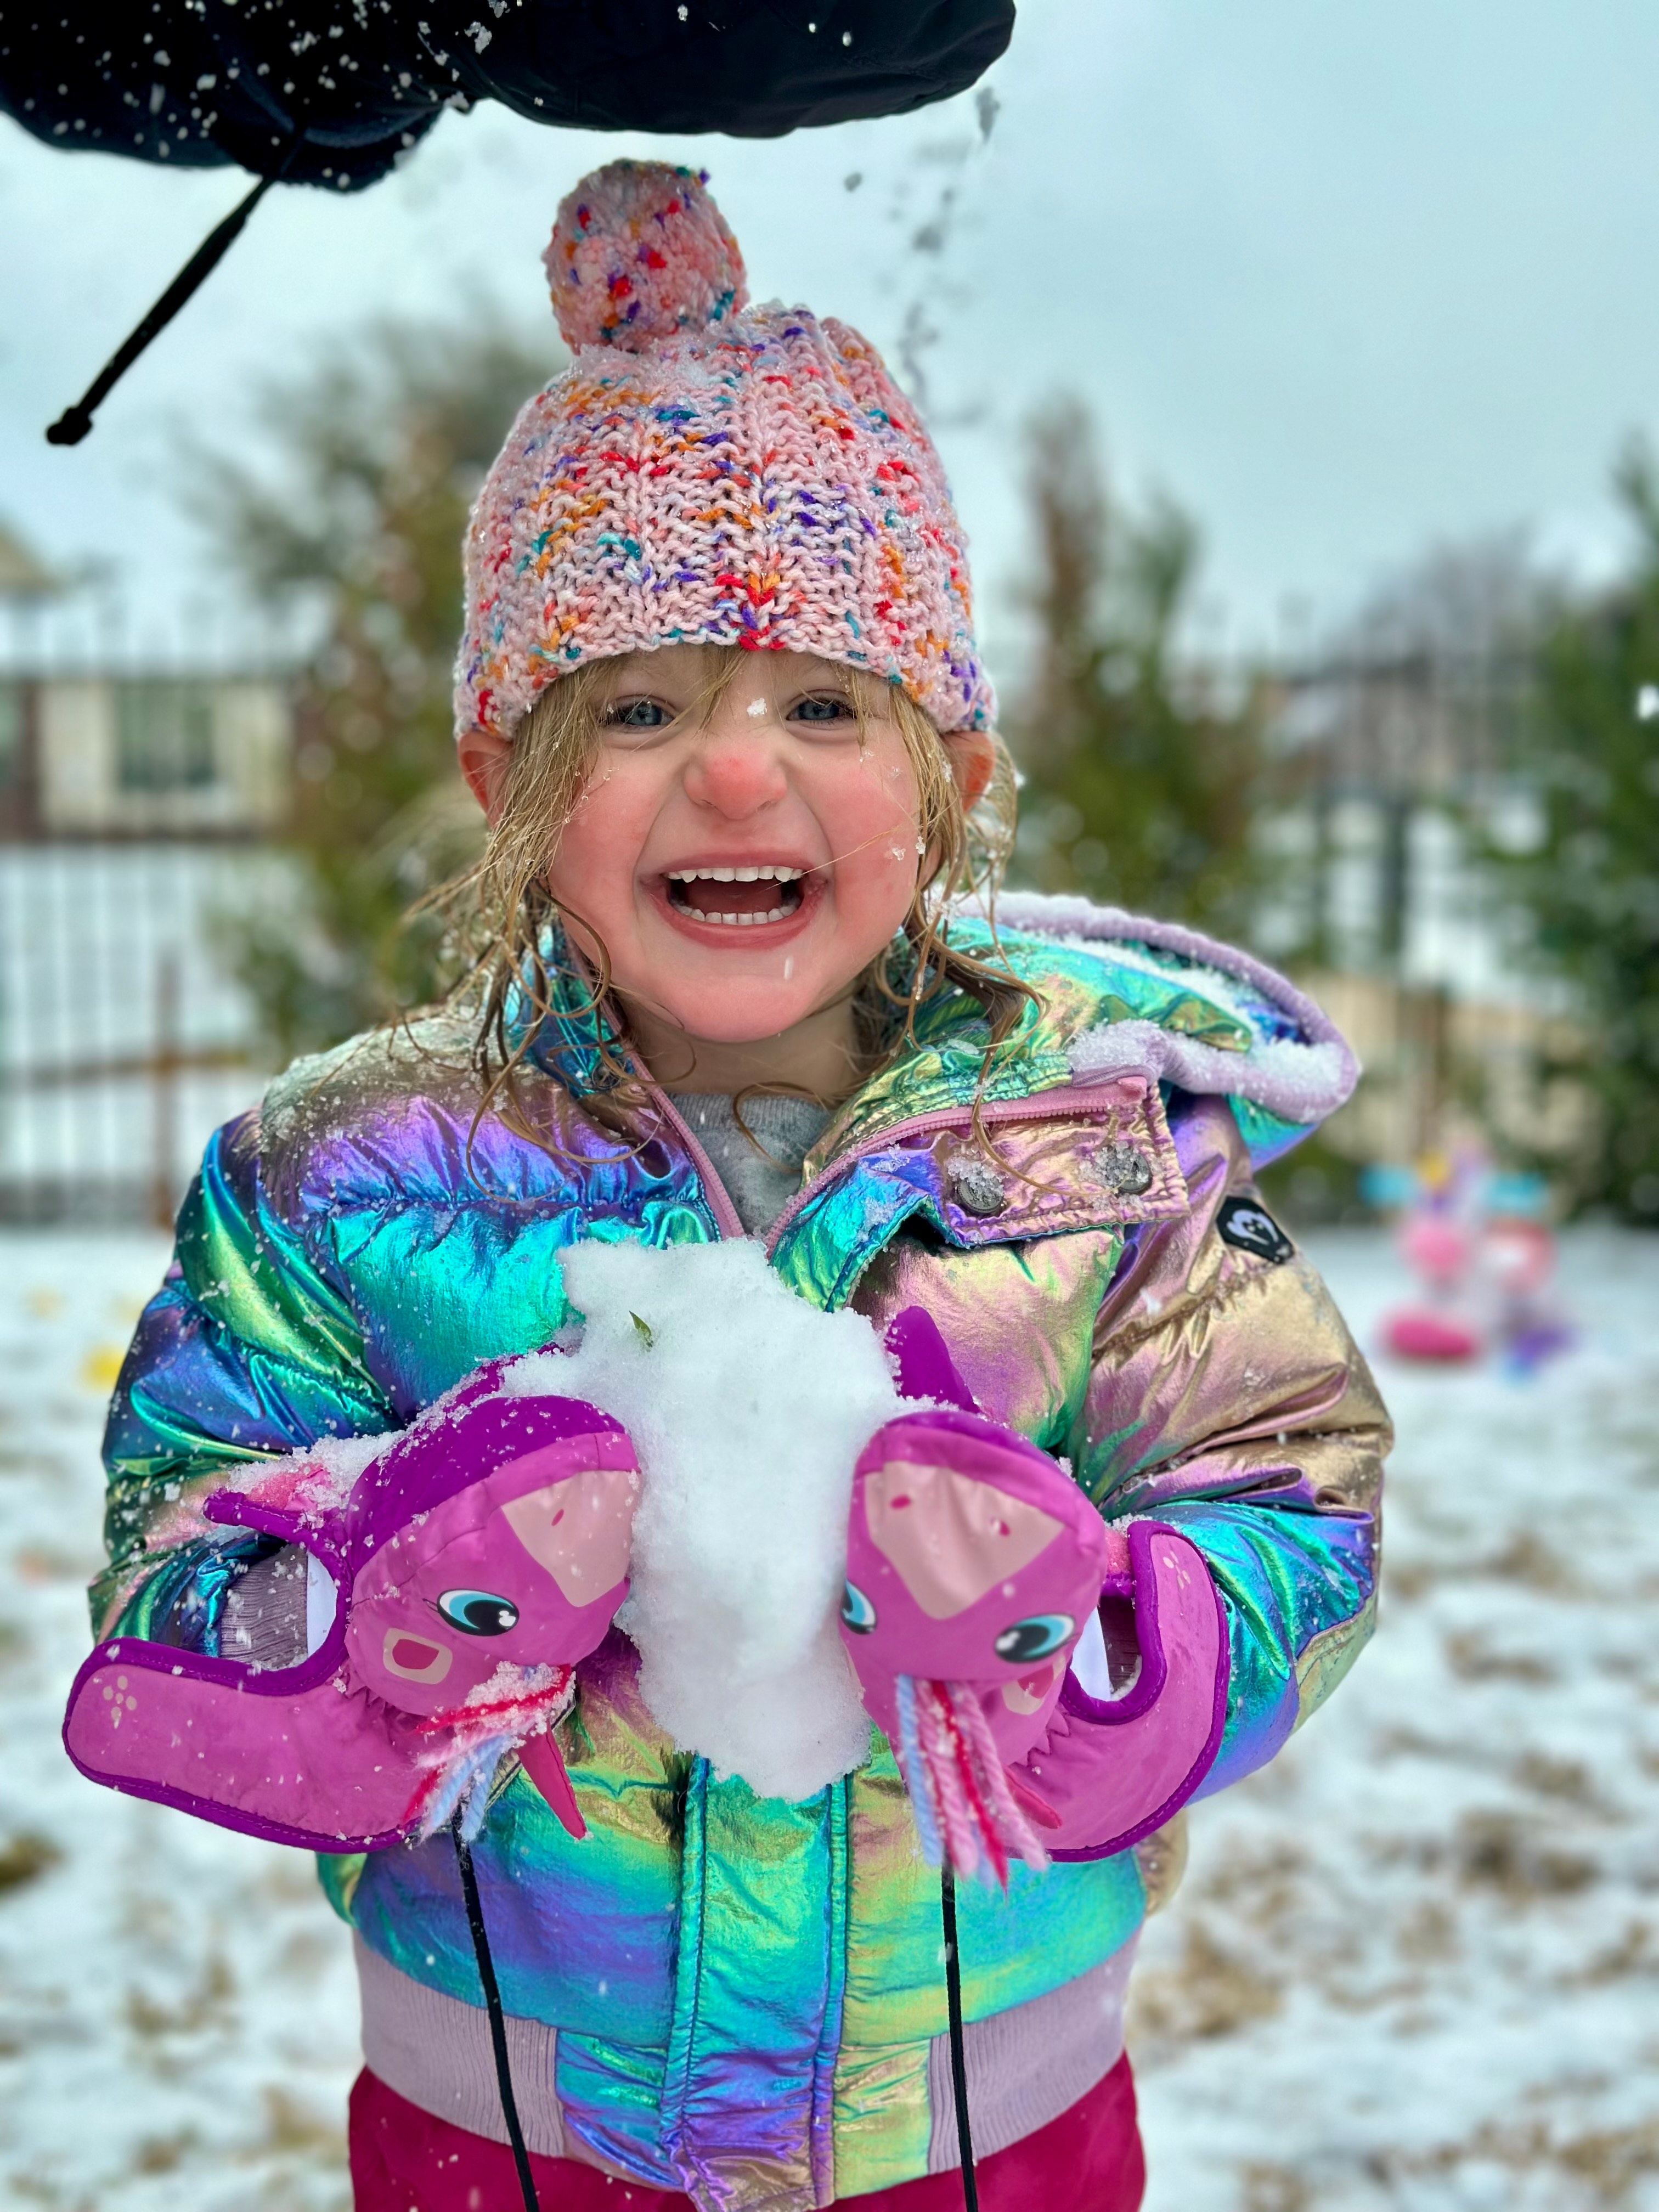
[4,0,1659,670]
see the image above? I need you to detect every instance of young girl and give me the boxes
[67,162,1387,2212]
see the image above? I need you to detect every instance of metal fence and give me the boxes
[0,844,290,1224]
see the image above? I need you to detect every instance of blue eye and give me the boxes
[790,693,855,725]
[606,697,673,729]
[994,1615,1074,1664]
[437,1589,520,1637]
[840,1581,878,1634]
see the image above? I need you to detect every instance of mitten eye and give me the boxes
[437,1589,520,1637]
[994,1613,1074,1663]
[840,1581,878,1634]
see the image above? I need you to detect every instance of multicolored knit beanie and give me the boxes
[454,159,994,743]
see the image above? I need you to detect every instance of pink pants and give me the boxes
[350,2052,1146,2210]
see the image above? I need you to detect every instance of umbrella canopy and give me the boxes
[0,0,1013,192]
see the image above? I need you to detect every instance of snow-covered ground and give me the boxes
[1136,1229,1659,2212]
[0,1232,359,2212]
[2,1227,1656,2209]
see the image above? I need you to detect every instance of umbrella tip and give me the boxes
[46,405,94,447]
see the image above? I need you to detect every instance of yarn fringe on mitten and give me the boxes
[894,1674,1051,1887]
[404,1663,577,1843]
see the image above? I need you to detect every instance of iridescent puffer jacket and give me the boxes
[93,896,1389,2210]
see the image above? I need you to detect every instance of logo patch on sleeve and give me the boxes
[1217,1195,1295,1265]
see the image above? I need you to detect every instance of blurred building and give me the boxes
[1253,642,1592,1207]
[0,662,296,1224]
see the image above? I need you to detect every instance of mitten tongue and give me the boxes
[518,1732,588,1839]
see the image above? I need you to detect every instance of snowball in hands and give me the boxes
[506,1240,901,1803]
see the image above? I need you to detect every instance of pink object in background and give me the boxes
[1384,1309,1483,1363]
[1378,1150,1572,1372]
[1400,1212,1476,1290]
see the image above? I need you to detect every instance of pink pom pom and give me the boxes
[543,160,749,353]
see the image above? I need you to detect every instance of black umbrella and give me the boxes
[1,0,1012,439]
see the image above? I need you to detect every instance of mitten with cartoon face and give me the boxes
[840,1309,1229,1884]
[839,1311,1109,1883]
[64,1356,640,1851]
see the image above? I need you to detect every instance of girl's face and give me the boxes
[462,647,990,1059]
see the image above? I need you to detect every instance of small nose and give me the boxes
[681,727,788,819]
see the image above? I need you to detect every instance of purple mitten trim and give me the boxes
[342,1379,628,1552]
[1031,1522,1231,1863]
[1059,1528,1178,1728]
[204,1490,348,1579]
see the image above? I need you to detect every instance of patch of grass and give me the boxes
[1240,2166,1312,2212]
[123,1950,236,2039]
[134,2131,197,2175]
[1443,1629,1557,1685]
[255,2084,344,2157]
[1455,1809,1598,1899]
[0,1832,62,1893]
[1380,2113,1659,2205]
[1128,1920,1283,2045]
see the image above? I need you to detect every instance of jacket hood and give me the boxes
[988,893,1357,1124]
[933,893,1358,1175]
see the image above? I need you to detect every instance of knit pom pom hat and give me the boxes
[455,160,994,743]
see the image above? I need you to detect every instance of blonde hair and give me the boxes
[431,649,1034,1152]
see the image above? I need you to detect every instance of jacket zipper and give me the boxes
[641,1079,748,1240]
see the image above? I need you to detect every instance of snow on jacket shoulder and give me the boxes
[91,900,1388,2211]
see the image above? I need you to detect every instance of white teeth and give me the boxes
[666,865,804,883]
[683,907,793,927]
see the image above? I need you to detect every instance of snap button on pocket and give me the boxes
[945,1153,1008,1217]
[1091,1141,1153,1197]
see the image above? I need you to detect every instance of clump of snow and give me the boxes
[226,1431,385,1526]
[294,1433,386,1510]
[504,1239,899,1802]
[977,889,1359,1122]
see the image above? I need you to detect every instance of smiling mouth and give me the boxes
[664,866,809,928]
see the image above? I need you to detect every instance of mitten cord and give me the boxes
[453,1816,541,2212]
[940,1868,981,2211]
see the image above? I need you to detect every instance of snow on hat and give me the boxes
[455,159,994,742]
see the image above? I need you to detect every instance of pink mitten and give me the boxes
[840,1311,1110,1884]
[64,1356,640,1852]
